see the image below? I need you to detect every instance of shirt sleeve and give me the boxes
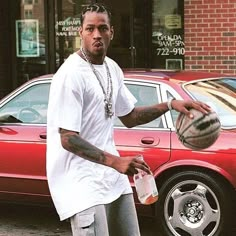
[47,71,83,133]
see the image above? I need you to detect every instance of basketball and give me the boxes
[175,109,221,150]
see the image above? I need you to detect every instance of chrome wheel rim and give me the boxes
[164,180,220,236]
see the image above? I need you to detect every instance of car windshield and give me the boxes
[184,77,236,129]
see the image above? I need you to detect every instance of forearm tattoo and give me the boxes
[60,129,106,164]
[134,105,167,125]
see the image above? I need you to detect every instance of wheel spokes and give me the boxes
[166,182,220,236]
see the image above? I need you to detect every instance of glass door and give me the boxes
[152,0,184,69]
[107,0,184,70]
[105,0,150,69]
[104,0,133,68]
[130,0,151,68]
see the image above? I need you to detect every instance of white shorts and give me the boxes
[70,193,140,236]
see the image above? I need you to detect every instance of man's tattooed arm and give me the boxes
[119,99,212,128]
[59,128,152,175]
[59,128,114,166]
[119,103,169,128]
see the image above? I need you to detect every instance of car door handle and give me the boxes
[141,137,154,145]
[39,133,47,139]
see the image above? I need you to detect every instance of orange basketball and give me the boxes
[176,109,221,150]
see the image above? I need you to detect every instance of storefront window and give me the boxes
[152,0,184,69]
[16,0,46,84]
[55,0,90,68]
[54,0,148,69]
[0,0,186,99]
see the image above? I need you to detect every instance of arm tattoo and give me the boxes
[60,129,106,164]
[134,105,167,126]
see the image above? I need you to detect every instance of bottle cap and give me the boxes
[136,154,144,161]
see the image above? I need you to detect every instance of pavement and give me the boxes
[2,204,235,236]
[0,204,158,236]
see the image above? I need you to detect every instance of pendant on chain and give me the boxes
[105,100,114,118]
[80,48,114,119]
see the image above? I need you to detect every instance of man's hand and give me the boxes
[111,156,152,176]
[171,100,212,118]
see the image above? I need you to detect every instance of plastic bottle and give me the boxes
[133,155,158,205]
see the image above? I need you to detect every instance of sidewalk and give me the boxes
[0,204,158,236]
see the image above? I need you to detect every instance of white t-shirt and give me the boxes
[46,53,136,221]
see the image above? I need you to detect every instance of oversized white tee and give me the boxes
[46,53,136,221]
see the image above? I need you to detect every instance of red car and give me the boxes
[0,70,235,236]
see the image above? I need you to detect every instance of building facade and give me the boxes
[185,0,236,74]
[0,0,236,98]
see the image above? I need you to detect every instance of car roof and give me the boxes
[31,70,232,86]
[123,69,226,83]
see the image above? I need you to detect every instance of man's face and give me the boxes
[79,12,114,58]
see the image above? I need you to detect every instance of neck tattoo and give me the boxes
[80,48,114,118]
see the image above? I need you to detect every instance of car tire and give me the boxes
[156,170,234,236]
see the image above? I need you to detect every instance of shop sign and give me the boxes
[165,15,181,29]
[166,59,183,70]
[16,19,39,57]
[56,18,80,37]
[153,34,185,56]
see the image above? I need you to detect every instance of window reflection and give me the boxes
[185,78,236,129]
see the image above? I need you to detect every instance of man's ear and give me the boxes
[79,26,83,39]
[110,26,114,40]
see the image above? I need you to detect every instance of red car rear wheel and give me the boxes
[156,170,234,236]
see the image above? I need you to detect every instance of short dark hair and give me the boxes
[80,3,112,25]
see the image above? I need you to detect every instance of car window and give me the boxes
[184,78,236,129]
[0,83,50,124]
[114,83,163,128]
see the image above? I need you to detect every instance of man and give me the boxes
[46,3,211,236]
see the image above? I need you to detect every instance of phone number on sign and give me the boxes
[156,48,185,56]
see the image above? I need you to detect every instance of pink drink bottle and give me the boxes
[133,155,158,205]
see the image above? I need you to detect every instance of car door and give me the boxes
[0,81,50,203]
[114,80,171,178]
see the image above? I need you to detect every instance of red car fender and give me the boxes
[153,159,235,187]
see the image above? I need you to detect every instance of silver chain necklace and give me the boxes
[81,48,114,118]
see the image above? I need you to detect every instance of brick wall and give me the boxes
[185,0,236,75]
